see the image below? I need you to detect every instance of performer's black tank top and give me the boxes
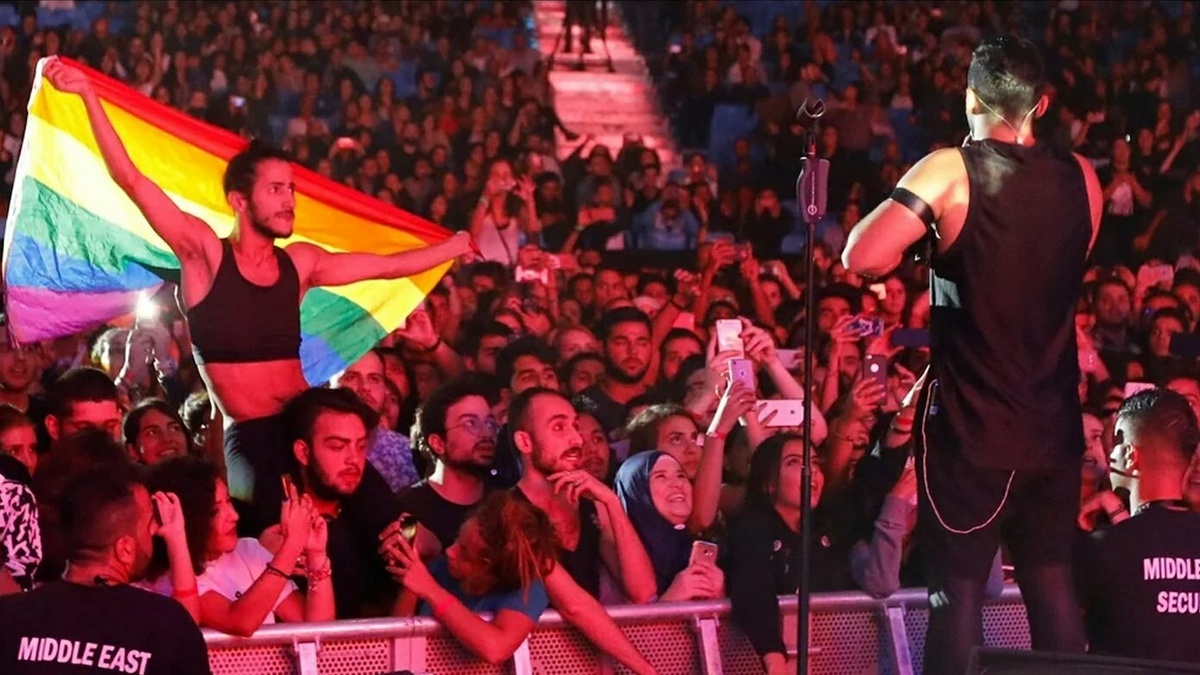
[927,139,1091,471]
[186,239,302,364]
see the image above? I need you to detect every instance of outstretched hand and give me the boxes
[43,57,92,96]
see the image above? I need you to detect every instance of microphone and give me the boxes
[795,98,827,121]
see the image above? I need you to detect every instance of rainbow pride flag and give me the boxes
[3,57,451,385]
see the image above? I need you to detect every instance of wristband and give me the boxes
[890,423,913,435]
[306,558,332,585]
[264,564,290,580]
[705,429,728,442]
[422,338,444,354]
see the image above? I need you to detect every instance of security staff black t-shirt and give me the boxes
[0,582,210,675]
[1077,506,1200,662]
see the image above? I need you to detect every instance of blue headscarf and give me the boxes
[615,451,693,596]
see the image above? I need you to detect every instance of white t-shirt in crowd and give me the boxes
[196,538,296,625]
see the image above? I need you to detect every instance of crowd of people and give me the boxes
[0,1,1199,674]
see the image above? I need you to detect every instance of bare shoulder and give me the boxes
[897,147,966,205]
[282,241,325,283]
[1071,152,1103,227]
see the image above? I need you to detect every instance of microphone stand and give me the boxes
[795,99,828,675]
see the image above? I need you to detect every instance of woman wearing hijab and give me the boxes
[615,451,724,602]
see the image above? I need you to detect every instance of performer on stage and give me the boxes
[43,58,473,532]
[842,37,1102,674]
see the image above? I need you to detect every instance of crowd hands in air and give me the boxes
[2,0,1200,673]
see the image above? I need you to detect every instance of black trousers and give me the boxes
[224,414,290,537]
[914,380,1085,674]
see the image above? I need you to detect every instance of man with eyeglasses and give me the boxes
[1077,388,1200,663]
[393,377,500,559]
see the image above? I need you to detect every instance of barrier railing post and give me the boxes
[293,636,320,675]
[511,639,534,675]
[693,615,723,675]
[883,604,915,675]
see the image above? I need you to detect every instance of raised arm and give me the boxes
[843,148,961,278]
[289,232,472,289]
[42,58,216,264]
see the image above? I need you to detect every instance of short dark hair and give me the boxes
[624,403,694,455]
[179,391,212,438]
[145,456,222,575]
[967,36,1044,121]
[123,398,185,448]
[223,139,293,198]
[283,387,378,446]
[411,376,498,463]
[1117,388,1200,464]
[597,307,651,343]
[660,328,704,357]
[457,320,514,360]
[509,387,568,433]
[60,464,144,565]
[47,367,118,420]
[560,351,604,385]
[496,337,559,389]
[0,403,32,436]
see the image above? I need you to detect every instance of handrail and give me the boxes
[202,585,1026,646]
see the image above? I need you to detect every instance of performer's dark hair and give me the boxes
[1117,388,1200,464]
[224,139,294,198]
[967,36,1044,121]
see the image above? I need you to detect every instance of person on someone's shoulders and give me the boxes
[0,465,210,674]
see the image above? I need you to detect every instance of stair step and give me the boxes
[533,0,677,172]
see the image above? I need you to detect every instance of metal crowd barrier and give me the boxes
[204,585,1031,675]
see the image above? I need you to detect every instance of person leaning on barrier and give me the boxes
[0,465,210,674]
[1076,388,1200,662]
[725,433,855,675]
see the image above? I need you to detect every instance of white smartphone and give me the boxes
[776,348,802,371]
[689,540,718,567]
[728,358,755,390]
[757,399,806,427]
[715,319,744,356]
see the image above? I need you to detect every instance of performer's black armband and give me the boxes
[890,187,938,237]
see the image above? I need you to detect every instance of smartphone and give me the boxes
[514,266,549,285]
[869,283,887,301]
[864,354,888,400]
[776,348,802,371]
[728,357,755,389]
[230,95,246,107]
[757,399,806,427]
[1124,381,1155,399]
[1137,263,1174,290]
[715,319,744,356]
[733,242,752,262]
[891,328,931,349]
[398,514,419,543]
[689,540,719,567]
[848,314,883,338]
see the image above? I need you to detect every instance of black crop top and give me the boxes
[186,240,302,364]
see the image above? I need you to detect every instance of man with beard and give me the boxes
[47,59,473,533]
[395,377,499,557]
[0,466,210,674]
[280,387,399,618]
[510,387,656,602]
[331,350,420,494]
[581,308,653,436]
